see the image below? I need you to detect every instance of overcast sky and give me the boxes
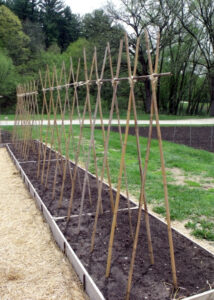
[64,0,119,15]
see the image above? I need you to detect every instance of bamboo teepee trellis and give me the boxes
[12,31,177,299]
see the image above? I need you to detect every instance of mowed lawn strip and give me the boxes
[0,112,212,121]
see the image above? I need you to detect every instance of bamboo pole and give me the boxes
[14,86,23,149]
[105,34,141,277]
[20,84,27,157]
[125,32,162,300]
[25,81,36,160]
[51,65,66,198]
[45,62,66,187]
[67,50,96,220]
[20,85,27,154]
[54,62,68,161]
[23,83,31,160]
[39,68,52,179]
[44,99,61,188]
[30,81,38,155]
[33,81,41,157]
[82,48,102,213]
[50,63,67,186]
[15,86,22,151]
[67,58,90,194]
[108,41,133,239]
[71,57,95,203]
[58,58,79,207]
[95,44,115,214]
[69,58,93,195]
[56,60,74,202]
[77,48,102,211]
[36,73,170,91]
[13,86,22,145]
[145,29,178,289]
[40,67,55,185]
[21,84,31,158]
[18,85,25,154]
[25,81,34,158]
[77,46,109,233]
[37,69,49,178]
[17,86,25,154]
[90,39,124,253]
[21,84,28,157]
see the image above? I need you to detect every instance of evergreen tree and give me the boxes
[57,6,80,51]
[82,9,124,56]
[23,19,45,54]
[4,0,39,22]
[39,0,64,48]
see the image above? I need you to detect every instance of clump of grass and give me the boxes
[153,206,166,215]
[184,180,201,188]
[185,220,214,241]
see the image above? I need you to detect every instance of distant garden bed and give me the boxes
[106,126,214,153]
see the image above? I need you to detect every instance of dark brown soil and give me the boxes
[9,142,135,217]
[105,126,214,153]
[7,142,214,300]
[0,130,12,144]
[58,210,214,300]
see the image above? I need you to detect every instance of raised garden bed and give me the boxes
[8,142,135,217]
[0,129,12,146]
[106,126,214,153]
[6,142,214,300]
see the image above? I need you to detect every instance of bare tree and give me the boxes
[165,0,214,115]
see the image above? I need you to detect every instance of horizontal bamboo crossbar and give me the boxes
[17,72,171,97]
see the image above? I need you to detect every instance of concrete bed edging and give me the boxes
[6,143,214,300]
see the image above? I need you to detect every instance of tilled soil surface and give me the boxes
[58,210,214,300]
[0,129,12,144]
[107,126,214,153]
[9,142,134,217]
[7,142,214,300]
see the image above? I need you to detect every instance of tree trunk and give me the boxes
[144,80,151,113]
[168,80,177,114]
[209,73,214,116]
[157,48,165,111]
[137,49,152,114]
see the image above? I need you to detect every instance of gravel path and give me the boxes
[0,148,88,300]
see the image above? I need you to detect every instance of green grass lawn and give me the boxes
[38,125,214,241]
[0,111,213,121]
[3,124,214,241]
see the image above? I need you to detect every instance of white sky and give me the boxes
[64,0,120,15]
